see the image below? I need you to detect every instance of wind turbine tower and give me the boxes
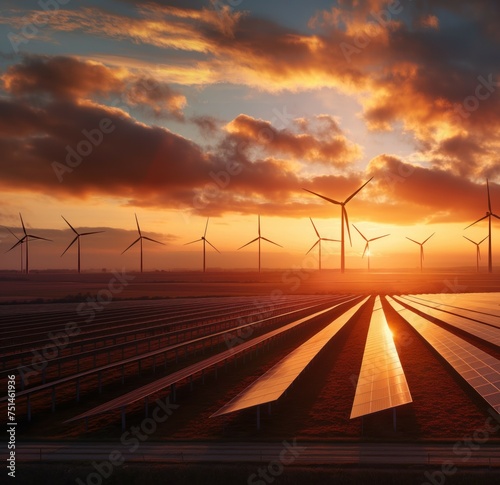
[353,225,390,271]
[463,235,488,273]
[306,218,340,270]
[61,216,105,273]
[184,217,220,272]
[238,215,282,273]
[406,233,435,272]
[303,178,372,273]
[465,180,499,273]
[122,214,164,273]
[6,213,51,274]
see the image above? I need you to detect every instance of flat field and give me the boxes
[1,270,499,484]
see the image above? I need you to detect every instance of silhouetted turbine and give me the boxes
[406,233,435,272]
[353,225,390,271]
[184,217,220,272]
[463,235,488,273]
[7,213,52,274]
[465,180,499,273]
[303,178,372,273]
[238,215,282,273]
[306,218,340,271]
[61,216,105,273]
[122,214,164,273]
[2,226,24,272]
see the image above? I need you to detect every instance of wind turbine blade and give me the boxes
[258,214,261,237]
[205,238,220,253]
[422,233,435,245]
[478,246,481,261]
[487,180,492,213]
[184,238,202,246]
[362,242,369,258]
[322,238,341,242]
[80,231,105,236]
[28,235,52,242]
[309,217,321,239]
[369,234,390,242]
[302,188,341,205]
[421,246,425,261]
[464,215,488,229]
[204,217,209,238]
[352,224,367,242]
[462,235,476,245]
[134,214,142,236]
[261,236,283,248]
[61,236,78,256]
[343,206,352,246]
[237,237,259,250]
[19,213,27,235]
[479,235,489,244]
[406,237,420,245]
[306,240,319,255]
[492,213,500,220]
[2,226,20,241]
[61,215,78,235]
[310,218,320,238]
[6,238,25,252]
[122,237,141,254]
[344,177,373,204]
[143,236,165,245]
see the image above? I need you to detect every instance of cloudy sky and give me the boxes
[0,0,499,271]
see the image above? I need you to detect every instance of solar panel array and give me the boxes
[387,296,500,413]
[65,296,360,423]
[211,297,369,418]
[350,296,412,419]
[399,296,500,347]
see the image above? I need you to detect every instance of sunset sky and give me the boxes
[0,0,499,271]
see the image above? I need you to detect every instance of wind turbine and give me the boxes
[6,213,51,274]
[2,226,24,272]
[122,214,164,273]
[406,233,435,272]
[238,215,282,273]
[184,217,220,272]
[61,216,104,273]
[353,225,390,271]
[463,235,488,273]
[465,180,499,273]
[306,218,340,271]
[303,178,373,273]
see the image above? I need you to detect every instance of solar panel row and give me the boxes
[400,296,500,347]
[404,294,500,329]
[387,296,500,413]
[350,296,412,419]
[211,296,370,418]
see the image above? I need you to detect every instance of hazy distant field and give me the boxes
[1,269,499,305]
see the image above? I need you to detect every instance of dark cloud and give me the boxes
[225,114,361,167]
[1,56,187,120]
[2,55,124,100]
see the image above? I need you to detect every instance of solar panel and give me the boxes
[65,295,361,423]
[387,296,500,414]
[211,296,370,418]
[400,296,500,347]
[406,294,500,329]
[350,296,412,419]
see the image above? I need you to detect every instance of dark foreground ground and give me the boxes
[13,463,500,485]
